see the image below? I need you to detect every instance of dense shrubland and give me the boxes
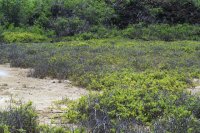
[122,24,200,41]
[65,88,200,132]
[0,39,200,132]
[0,0,200,132]
[1,24,200,42]
[1,39,200,86]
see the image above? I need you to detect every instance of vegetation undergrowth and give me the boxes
[0,0,199,132]
[0,38,200,132]
[1,32,49,43]
[0,103,38,133]
[0,103,85,133]
[0,23,199,43]
[64,88,200,132]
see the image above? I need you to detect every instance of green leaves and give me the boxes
[65,82,200,131]
[2,31,49,43]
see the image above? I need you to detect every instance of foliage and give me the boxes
[64,87,200,132]
[193,0,200,7]
[62,0,114,25]
[0,102,38,133]
[153,116,200,133]
[1,39,199,87]
[0,103,85,133]
[0,0,200,38]
[60,25,120,41]
[57,24,200,41]
[0,39,200,132]
[108,0,200,27]
[2,24,54,36]
[0,0,199,132]
[122,24,200,41]
[37,125,84,133]
[52,17,88,37]
[1,31,49,43]
[0,0,34,26]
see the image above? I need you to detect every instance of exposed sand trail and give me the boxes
[0,64,88,124]
[188,79,200,95]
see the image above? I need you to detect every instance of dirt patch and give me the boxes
[188,79,200,95]
[0,64,88,124]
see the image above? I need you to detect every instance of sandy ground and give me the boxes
[0,64,88,124]
[188,79,200,95]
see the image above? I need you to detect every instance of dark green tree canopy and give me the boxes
[0,0,199,35]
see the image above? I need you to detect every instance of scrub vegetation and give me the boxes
[0,39,200,132]
[0,0,199,132]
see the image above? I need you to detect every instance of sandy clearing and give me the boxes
[0,70,8,77]
[0,64,88,124]
[188,86,200,95]
[188,79,200,95]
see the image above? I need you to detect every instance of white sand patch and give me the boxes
[0,64,88,124]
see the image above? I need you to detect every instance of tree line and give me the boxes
[0,0,199,37]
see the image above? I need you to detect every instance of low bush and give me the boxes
[0,102,38,133]
[1,24,199,41]
[1,32,49,43]
[58,25,120,41]
[52,17,89,37]
[57,24,200,41]
[64,87,200,132]
[77,26,120,40]
[0,102,85,133]
[153,115,200,133]
[123,24,200,41]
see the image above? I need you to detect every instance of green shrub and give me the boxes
[153,115,200,133]
[0,102,38,133]
[193,0,200,7]
[52,17,88,37]
[1,31,49,43]
[4,25,54,37]
[63,0,114,25]
[0,102,85,133]
[64,87,200,132]
[123,24,200,41]
[77,26,120,40]
[58,25,120,41]
[0,125,10,133]
[59,24,200,41]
